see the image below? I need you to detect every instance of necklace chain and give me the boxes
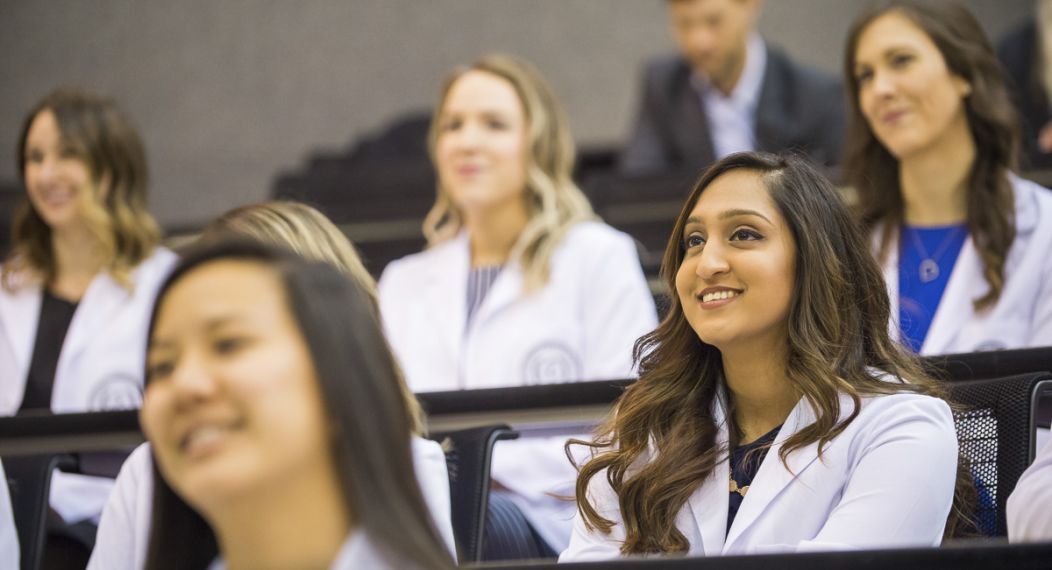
[906,225,964,283]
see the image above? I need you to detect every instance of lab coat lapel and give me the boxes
[921,236,981,354]
[723,397,825,551]
[57,272,127,371]
[423,234,469,355]
[0,281,43,383]
[680,388,731,556]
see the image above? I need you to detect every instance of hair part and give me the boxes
[842,0,1018,311]
[569,152,968,554]
[422,53,595,290]
[143,240,451,570]
[3,87,160,291]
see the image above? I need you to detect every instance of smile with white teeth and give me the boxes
[181,424,235,455]
[701,290,741,303]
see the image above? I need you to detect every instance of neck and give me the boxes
[464,198,529,267]
[720,336,799,444]
[49,225,108,300]
[898,121,976,227]
[208,463,351,570]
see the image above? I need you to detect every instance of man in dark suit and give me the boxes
[620,0,845,176]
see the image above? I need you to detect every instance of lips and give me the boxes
[178,419,244,458]
[696,286,743,308]
[879,108,909,125]
[456,164,484,176]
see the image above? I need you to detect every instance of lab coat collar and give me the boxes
[721,394,832,551]
[423,232,470,352]
[901,176,1036,354]
[58,271,130,370]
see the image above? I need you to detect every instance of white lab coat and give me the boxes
[881,176,1052,355]
[0,247,177,522]
[378,221,658,551]
[0,461,19,569]
[561,388,958,561]
[1007,434,1052,542]
[87,437,456,569]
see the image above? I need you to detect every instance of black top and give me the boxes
[18,289,78,414]
[727,424,781,532]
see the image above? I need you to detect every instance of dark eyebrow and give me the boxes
[685,209,773,225]
[149,315,242,350]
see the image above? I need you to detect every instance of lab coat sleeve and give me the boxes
[410,437,457,557]
[797,396,958,550]
[559,467,629,562]
[578,230,657,380]
[0,461,19,570]
[87,443,153,570]
[1007,435,1052,541]
[1030,250,1052,347]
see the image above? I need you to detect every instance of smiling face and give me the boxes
[141,260,333,513]
[22,109,102,232]
[853,11,973,161]
[434,70,530,219]
[675,169,795,352]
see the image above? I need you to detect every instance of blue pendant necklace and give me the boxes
[906,225,964,283]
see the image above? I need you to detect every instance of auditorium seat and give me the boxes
[5,453,78,570]
[947,372,1052,536]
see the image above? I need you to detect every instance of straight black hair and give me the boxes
[143,239,452,569]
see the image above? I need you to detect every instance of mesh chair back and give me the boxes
[429,425,518,563]
[946,372,1052,536]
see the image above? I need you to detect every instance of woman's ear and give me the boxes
[96,170,113,200]
[953,75,972,98]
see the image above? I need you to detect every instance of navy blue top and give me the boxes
[19,289,78,413]
[727,424,781,532]
[898,224,968,353]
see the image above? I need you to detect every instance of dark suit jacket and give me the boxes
[998,20,1052,170]
[619,45,845,176]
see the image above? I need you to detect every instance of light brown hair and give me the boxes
[3,88,160,290]
[423,53,595,290]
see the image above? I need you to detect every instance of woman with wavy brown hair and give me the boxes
[0,88,176,563]
[561,152,959,560]
[843,0,1052,355]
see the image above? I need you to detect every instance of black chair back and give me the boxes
[4,454,77,570]
[429,424,519,563]
[947,372,1052,536]
[923,347,1052,382]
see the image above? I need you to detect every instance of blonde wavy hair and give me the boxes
[200,200,424,434]
[424,53,595,289]
[3,88,161,291]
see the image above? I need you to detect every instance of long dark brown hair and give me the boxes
[570,152,958,555]
[143,240,452,569]
[4,88,160,290]
[842,0,1018,311]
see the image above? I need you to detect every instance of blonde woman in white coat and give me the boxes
[563,153,961,560]
[0,89,175,545]
[378,55,657,552]
[843,0,1052,355]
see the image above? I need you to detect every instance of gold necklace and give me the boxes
[729,478,749,497]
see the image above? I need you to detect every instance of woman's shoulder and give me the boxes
[555,221,638,261]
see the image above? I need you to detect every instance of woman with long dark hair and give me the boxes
[139,240,453,569]
[561,152,959,559]
[843,0,1052,354]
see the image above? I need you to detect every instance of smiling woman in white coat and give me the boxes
[562,152,962,561]
[843,0,1052,355]
[88,202,456,568]
[139,240,454,570]
[0,89,176,556]
[378,54,657,552]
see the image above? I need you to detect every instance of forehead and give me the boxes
[668,0,747,21]
[156,260,288,329]
[441,70,523,115]
[687,169,779,220]
[25,110,61,144]
[855,11,940,63]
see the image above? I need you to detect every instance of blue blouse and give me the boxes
[898,224,968,353]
